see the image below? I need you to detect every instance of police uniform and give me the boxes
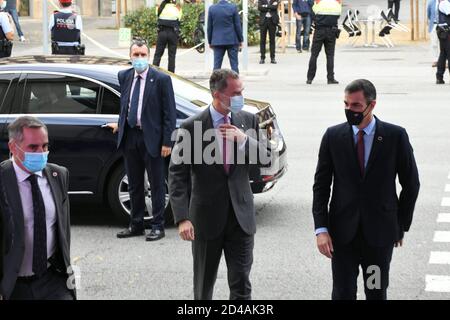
[152,0,182,73]
[436,0,450,83]
[0,12,13,58]
[49,8,84,55]
[306,0,342,84]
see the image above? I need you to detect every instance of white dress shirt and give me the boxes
[128,67,149,127]
[12,159,57,277]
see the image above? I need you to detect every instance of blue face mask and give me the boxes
[16,144,49,173]
[132,58,149,74]
[229,95,245,113]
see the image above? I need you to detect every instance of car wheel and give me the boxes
[107,164,174,226]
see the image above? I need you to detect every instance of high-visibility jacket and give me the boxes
[158,3,182,21]
[312,0,342,16]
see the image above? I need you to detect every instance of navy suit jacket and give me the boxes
[207,0,244,46]
[117,67,176,158]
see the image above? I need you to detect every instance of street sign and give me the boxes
[118,28,132,48]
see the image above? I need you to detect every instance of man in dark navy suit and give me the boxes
[207,0,244,73]
[107,39,176,241]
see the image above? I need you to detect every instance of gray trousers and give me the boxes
[192,206,254,300]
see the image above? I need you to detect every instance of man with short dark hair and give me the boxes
[0,116,75,300]
[312,79,420,300]
[107,39,176,241]
[169,69,272,300]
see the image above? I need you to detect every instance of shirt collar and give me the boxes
[210,104,231,123]
[12,157,43,182]
[134,67,149,80]
[352,116,376,136]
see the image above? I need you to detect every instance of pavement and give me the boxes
[5,1,450,300]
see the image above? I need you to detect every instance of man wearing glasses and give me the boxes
[312,79,420,300]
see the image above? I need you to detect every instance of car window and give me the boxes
[22,74,100,114]
[0,73,17,114]
[101,88,120,115]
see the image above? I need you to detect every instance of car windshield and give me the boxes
[169,74,212,108]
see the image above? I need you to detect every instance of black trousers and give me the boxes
[260,18,277,60]
[307,27,336,81]
[153,27,178,73]
[123,126,166,231]
[388,0,401,21]
[10,268,74,300]
[436,35,450,79]
[331,228,394,300]
[192,205,254,300]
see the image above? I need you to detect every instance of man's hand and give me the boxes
[178,220,195,241]
[239,42,243,50]
[104,123,119,134]
[295,13,302,20]
[317,232,334,259]
[219,124,247,143]
[161,146,172,158]
[395,239,403,248]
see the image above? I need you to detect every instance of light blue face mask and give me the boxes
[229,95,245,113]
[0,1,7,10]
[132,58,149,74]
[16,144,49,173]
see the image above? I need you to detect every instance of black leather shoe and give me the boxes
[117,228,145,239]
[306,79,313,84]
[146,229,165,241]
[328,79,339,84]
[436,78,445,84]
[271,59,277,64]
[259,59,265,64]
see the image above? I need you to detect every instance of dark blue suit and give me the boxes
[117,67,176,230]
[207,0,244,73]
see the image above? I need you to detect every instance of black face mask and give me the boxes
[345,104,371,126]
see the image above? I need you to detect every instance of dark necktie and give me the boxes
[223,115,230,174]
[128,75,141,128]
[357,130,365,176]
[28,174,47,276]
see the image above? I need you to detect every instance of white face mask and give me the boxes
[0,1,7,10]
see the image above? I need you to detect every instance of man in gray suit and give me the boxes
[0,116,75,300]
[169,69,272,300]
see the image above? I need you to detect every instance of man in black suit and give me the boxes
[258,0,279,64]
[0,116,75,300]
[108,39,176,241]
[169,69,272,300]
[312,79,420,300]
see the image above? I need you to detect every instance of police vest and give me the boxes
[0,25,5,40]
[157,3,182,27]
[51,11,80,43]
[439,8,450,25]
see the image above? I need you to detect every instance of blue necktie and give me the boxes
[28,174,47,277]
[128,75,141,128]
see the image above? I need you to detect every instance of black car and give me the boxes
[0,55,287,225]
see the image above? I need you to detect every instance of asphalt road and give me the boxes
[63,41,450,300]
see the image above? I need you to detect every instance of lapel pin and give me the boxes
[53,172,58,177]
[150,78,154,82]
[378,136,383,142]
[241,124,244,128]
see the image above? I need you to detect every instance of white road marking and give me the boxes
[429,252,450,264]
[433,231,450,242]
[437,213,450,223]
[442,198,450,206]
[425,275,450,292]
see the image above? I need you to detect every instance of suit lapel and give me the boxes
[2,160,25,241]
[43,166,64,245]
[122,69,134,111]
[364,117,386,177]
[143,67,155,109]
[201,107,226,176]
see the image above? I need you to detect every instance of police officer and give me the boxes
[436,0,450,84]
[152,0,182,73]
[258,0,279,64]
[306,0,342,85]
[0,0,14,58]
[49,0,84,55]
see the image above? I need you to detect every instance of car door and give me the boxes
[0,72,20,162]
[8,72,119,198]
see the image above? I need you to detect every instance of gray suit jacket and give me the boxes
[169,107,272,241]
[0,160,74,300]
